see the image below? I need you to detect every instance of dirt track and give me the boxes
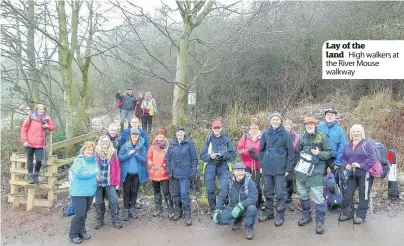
[2,199,404,246]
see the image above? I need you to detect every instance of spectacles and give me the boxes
[213,127,221,129]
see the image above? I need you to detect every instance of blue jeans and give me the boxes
[95,186,118,205]
[263,174,287,212]
[120,109,133,126]
[217,204,257,229]
[205,164,229,211]
[172,178,191,213]
[69,196,93,239]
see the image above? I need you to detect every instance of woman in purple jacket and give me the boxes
[338,124,377,224]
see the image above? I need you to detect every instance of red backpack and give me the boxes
[115,95,125,108]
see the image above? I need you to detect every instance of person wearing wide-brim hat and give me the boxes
[166,126,198,226]
[213,162,258,240]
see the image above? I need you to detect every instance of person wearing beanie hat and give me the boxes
[116,88,136,132]
[147,129,173,218]
[295,116,332,234]
[200,120,236,217]
[317,107,346,175]
[258,111,295,227]
[213,162,258,240]
[166,126,198,226]
[118,123,148,221]
[269,111,283,121]
[237,117,264,209]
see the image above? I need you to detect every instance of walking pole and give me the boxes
[352,167,356,230]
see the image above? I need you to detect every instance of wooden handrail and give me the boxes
[47,131,102,154]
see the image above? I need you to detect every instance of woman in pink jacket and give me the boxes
[94,136,122,229]
[237,117,263,208]
[20,104,56,184]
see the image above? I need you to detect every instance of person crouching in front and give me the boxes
[213,162,258,240]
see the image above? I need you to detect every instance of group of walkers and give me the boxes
[21,102,379,243]
[116,89,158,134]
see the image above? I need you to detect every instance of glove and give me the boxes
[248,148,258,160]
[190,170,197,180]
[213,210,222,224]
[231,203,245,218]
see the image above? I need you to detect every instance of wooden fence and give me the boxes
[8,131,101,211]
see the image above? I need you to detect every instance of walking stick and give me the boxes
[352,167,356,230]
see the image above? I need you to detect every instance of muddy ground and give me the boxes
[1,193,404,246]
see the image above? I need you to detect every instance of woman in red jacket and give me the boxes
[20,104,56,184]
[147,129,174,218]
[237,117,263,208]
[94,136,122,229]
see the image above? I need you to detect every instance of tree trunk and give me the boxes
[26,0,40,104]
[75,57,90,135]
[171,22,192,125]
[57,0,79,139]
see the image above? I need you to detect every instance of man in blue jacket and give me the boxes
[317,108,346,175]
[258,112,295,226]
[116,89,136,132]
[213,162,258,240]
[200,120,236,216]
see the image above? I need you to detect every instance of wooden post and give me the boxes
[27,185,36,211]
[47,155,57,203]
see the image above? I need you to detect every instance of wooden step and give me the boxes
[9,168,54,177]
[9,180,53,190]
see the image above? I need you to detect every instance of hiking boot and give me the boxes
[354,217,364,224]
[110,202,122,229]
[34,172,40,183]
[245,228,254,240]
[172,202,183,221]
[79,233,91,240]
[185,218,193,226]
[232,221,241,230]
[28,174,35,184]
[122,209,130,221]
[130,208,138,219]
[165,195,174,219]
[70,237,82,244]
[338,214,351,222]
[298,215,312,226]
[258,212,274,222]
[136,203,142,209]
[184,207,192,226]
[298,199,312,226]
[94,203,105,229]
[153,193,163,217]
[275,211,284,227]
[316,222,325,234]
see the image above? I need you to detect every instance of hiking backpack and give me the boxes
[115,95,125,108]
[62,203,75,216]
[323,172,343,209]
[363,139,391,178]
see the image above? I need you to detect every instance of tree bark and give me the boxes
[172,21,192,125]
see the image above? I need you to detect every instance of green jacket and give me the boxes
[295,129,332,186]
